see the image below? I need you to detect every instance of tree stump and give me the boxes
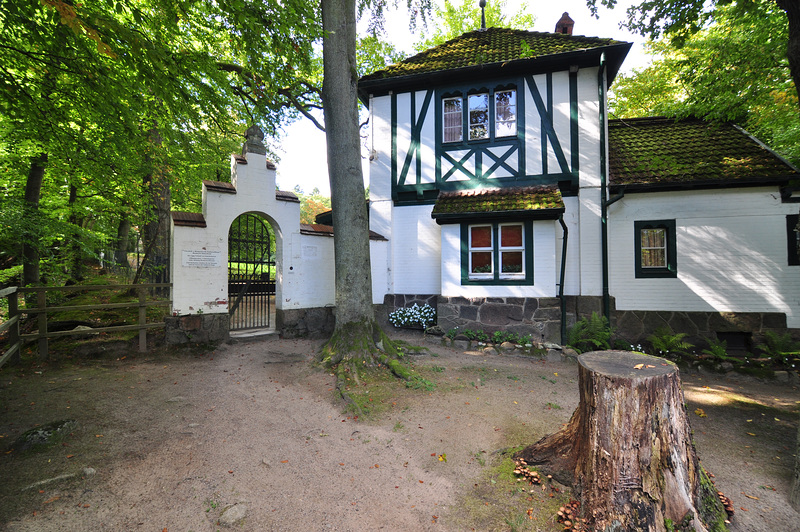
[517,351,728,531]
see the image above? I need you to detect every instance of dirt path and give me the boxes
[1,333,798,531]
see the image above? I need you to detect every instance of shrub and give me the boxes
[566,312,612,353]
[646,327,693,362]
[492,330,520,344]
[756,331,800,368]
[700,339,739,364]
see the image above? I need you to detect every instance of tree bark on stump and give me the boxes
[517,351,727,531]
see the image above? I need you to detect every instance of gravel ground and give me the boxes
[0,331,797,531]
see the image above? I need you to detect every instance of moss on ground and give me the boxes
[443,448,571,531]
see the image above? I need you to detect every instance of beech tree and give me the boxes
[0,0,318,285]
[590,0,800,115]
[609,2,800,164]
[316,0,417,385]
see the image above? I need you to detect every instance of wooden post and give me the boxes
[138,286,147,353]
[8,289,19,365]
[37,289,48,360]
[517,350,728,531]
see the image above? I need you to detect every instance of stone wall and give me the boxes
[277,307,335,339]
[165,313,229,344]
[381,294,607,344]
[612,309,790,349]
[383,294,797,349]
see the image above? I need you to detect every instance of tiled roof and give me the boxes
[300,223,387,241]
[276,190,300,203]
[172,211,206,228]
[361,27,626,82]
[431,186,564,223]
[203,180,236,194]
[608,118,799,190]
[231,153,277,169]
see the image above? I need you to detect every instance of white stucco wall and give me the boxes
[558,196,582,296]
[171,151,304,316]
[576,66,604,296]
[391,205,442,295]
[608,188,800,327]
[524,72,575,175]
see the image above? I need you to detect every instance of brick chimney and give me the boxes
[555,12,574,35]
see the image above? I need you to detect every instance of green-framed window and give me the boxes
[634,220,677,278]
[461,221,533,285]
[443,87,517,144]
[787,214,800,266]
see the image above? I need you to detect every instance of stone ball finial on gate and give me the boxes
[243,124,267,155]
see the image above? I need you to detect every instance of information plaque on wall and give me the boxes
[182,250,222,268]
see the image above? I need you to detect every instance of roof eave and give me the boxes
[609,175,796,194]
[358,42,632,104]
[431,207,565,225]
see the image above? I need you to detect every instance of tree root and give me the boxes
[317,319,415,409]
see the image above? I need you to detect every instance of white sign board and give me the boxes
[182,250,222,268]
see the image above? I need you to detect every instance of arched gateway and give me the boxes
[228,212,275,331]
[166,125,352,343]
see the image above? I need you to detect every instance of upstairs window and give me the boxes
[443,88,517,143]
[468,93,489,140]
[443,97,463,143]
[787,214,800,266]
[635,220,677,278]
[495,90,516,138]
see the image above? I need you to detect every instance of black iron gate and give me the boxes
[228,213,275,331]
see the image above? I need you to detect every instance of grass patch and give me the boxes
[393,340,430,355]
[338,362,440,420]
[443,447,571,531]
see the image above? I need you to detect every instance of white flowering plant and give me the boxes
[388,303,436,329]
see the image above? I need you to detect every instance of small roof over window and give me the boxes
[431,186,564,224]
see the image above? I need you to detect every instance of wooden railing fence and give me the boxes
[0,284,171,367]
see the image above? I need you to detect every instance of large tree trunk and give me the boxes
[319,0,379,357]
[778,0,800,114]
[142,129,170,286]
[22,152,47,288]
[517,351,728,531]
[66,184,84,281]
[315,0,410,394]
[114,215,132,268]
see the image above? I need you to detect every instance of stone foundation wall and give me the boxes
[381,295,606,344]
[612,309,790,348]
[383,294,796,349]
[277,307,335,339]
[165,313,229,344]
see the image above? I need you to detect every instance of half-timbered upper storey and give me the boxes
[359,27,631,204]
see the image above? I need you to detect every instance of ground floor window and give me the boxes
[787,214,800,266]
[462,221,533,285]
[634,219,677,278]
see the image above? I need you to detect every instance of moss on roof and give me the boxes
[608,118,798,188]
[361,27,627,82]
[431,186,564,217]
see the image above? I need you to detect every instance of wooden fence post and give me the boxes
[8,289,19,365]
[37,289,48,360]
[138,286,147,353]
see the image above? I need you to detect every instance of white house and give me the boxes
[358,20,800,348]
